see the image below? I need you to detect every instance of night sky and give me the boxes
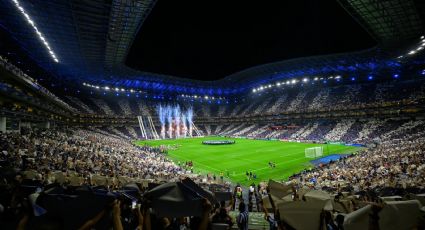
[126,0,376,81]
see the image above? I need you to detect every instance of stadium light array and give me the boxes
[12,0,59,63]
[251,75,347,93]
[396,36,425,60]
[83,83,144,94]
[180,94,226,101]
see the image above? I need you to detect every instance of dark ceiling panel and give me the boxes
[338,0,423,45]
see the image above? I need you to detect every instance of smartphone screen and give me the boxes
[131,201,137,209]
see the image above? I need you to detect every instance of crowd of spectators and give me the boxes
[0,55,73,112]
[26,77,423,119]
[0,117,424,229]
[210,118,425,229]
[2,57,425,228]
[289,133,425,192]
[0,128,184,183]
[0,127,239,229]
[274,120,425,209]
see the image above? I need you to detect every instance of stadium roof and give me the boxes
[338,0,424,44]
[0,0,424,95]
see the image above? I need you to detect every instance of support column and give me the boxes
[0,117,6,133]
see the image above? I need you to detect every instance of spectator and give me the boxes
[236,201,249,230]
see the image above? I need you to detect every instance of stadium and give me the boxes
[0,0,425,229]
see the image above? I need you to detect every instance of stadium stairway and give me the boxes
[228,211,268,230]
[237,185,259,212]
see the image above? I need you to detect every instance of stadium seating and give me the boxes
[36,78,423,125]
[1,19,425,230]
[2,68,425,230]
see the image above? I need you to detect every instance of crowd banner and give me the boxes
[378,200,422,230]
[303,190,333,211]
[327,141,345,145]
[411,193,425,206]
[278,201,325,230]
[268,179,293,199]
[202,140,235,145]
[214,192,232,201]
[144,182,205,217]
[343,205,372,230]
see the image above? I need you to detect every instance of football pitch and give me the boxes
[135,137,360,185]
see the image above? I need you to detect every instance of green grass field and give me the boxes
[135,137,360,185]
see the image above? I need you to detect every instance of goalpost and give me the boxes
[305,146,323,158]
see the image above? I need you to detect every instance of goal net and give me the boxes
[305,146,323,158]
